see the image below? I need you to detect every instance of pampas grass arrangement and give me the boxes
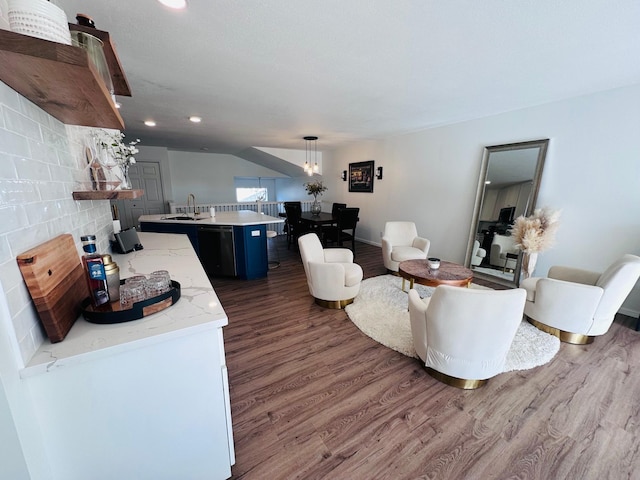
[510,207,561,253]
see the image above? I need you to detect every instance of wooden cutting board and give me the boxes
[17,234,89,343]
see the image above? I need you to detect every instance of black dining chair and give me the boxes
[331,202,347,217]
[321,203,346,240]
[282,201,301,245]
[323,207,359,254]
[284,203,304,249]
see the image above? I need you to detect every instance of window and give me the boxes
[236,187,268,202]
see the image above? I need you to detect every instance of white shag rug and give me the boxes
[345,275,560,372]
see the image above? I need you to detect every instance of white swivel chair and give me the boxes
[470,240,487,267]
[408,286,526,389]
[381,221,430,272]
[298,233,363,309]
[521,254,640,344]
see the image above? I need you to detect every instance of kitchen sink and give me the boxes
[164,215,207,221]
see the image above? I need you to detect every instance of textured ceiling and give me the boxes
[57,0,640,155]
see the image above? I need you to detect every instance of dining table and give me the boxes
[300,211,338,227]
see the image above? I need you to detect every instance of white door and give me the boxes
[113,161,166,229]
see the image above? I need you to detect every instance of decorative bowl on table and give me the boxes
[427,257,441,270]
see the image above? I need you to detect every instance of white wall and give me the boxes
[166,150,287,204]
[135,147,325,206]
[323,84,640,315]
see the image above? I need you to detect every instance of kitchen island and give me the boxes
[20,232,234,480]
[139,210,284,280]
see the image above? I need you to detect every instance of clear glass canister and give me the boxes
[101,254,120,302]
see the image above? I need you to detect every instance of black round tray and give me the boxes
[82,280,181,324]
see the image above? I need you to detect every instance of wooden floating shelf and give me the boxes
[0,29,124,129]
[73,190,144,200]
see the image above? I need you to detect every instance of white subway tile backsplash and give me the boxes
[6,223,51,258]
[24,201,55,225]
[0,258,24,293]
[0,152,17,179]
[0,235,10,264]
[15,158,52,182]
[29,138,60,165]
[0,127,29,156]
[0,179,39,204]
[19,95,52,128]
[0,81,21,112]
[42,126,68,151]
[0,205,27,234]
[38,181,66,201]
[5,282,30,319]
[49,165,75,182]
[3,106,42,141]
[1,86,115,366]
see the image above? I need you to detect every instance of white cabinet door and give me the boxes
[25,328,233,480]
[113,161,167,229]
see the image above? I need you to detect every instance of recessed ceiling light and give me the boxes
[189,116,202,123]
[144,120,156,127]
[157,0,187,9]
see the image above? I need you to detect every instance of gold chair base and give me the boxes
[526,317,594,345]
[315,297,355,309]
[425,367,487,390]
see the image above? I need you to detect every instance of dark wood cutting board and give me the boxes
[17,234,89,343]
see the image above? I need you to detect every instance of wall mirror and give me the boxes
[465,139,549,286]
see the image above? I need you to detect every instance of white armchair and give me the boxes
[298,233,363,309]
[381,221,430,272]
[408,285,526,389]
[471,240,486,267]
[489,234,518,269]
[521,254,640,344]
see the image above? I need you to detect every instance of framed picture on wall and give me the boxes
[348,160,375,193]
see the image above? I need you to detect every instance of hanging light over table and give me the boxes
[303,136,319,176]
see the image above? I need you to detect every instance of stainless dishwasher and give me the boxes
[197,225,236,277]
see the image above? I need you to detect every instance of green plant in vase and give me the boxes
[94,129,140,189]
[304,180,327,215]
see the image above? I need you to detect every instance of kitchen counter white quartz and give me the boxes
[139,209,284,226]
[21,232,228,378]
[19,232,235,479]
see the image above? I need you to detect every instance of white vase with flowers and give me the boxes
[509,207,561,279]
[94,129,141,189]
[304,180,327,215]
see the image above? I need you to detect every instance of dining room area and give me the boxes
[282,200,360,254]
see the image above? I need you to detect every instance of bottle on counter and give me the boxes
[102,254,120,303]
[81,235,110,307]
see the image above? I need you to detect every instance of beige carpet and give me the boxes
[345,275,560,372]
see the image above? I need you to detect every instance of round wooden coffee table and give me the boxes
[398,259,473,290]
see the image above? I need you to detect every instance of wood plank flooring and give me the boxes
[210,237,640,479]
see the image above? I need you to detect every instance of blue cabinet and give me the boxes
[140,222,268,280]
[234,225,268,280]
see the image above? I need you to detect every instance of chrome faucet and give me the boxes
[187,193,196,215]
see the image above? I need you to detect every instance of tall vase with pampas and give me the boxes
[510,207,561,279]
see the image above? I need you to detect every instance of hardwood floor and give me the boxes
[210,237,640,479]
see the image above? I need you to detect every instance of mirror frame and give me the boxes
[465,139,549,287]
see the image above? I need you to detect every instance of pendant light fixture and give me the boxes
[303,136,319,176]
